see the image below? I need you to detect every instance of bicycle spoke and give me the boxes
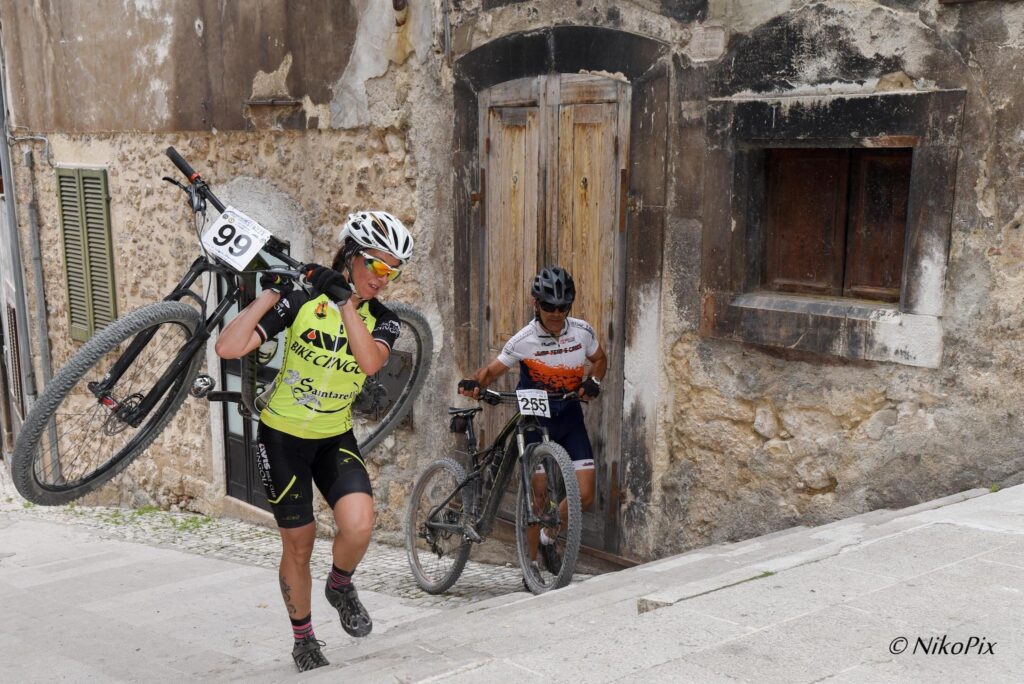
[352,303,432,454]
[406,457,473,594]
[516,442,582,595]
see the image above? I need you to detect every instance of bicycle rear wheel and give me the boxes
[11,301,203,505]
[515,442,582,594]
[405,456,474,594]
[352,302,432,454]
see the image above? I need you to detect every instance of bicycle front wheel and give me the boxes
[516,442,582,594]
[11,301,203,505]
[405,456,474,594]
[352,302,432,454]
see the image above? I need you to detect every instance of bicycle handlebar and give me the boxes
[165,148,353,305]
[165,146,226,214]
[166,147,198,181]
[479,389,580,405]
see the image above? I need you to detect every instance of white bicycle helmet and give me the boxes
[339,211,414,264]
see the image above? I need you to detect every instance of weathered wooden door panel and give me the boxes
[553,99,624,549]
[477,75,630,553]
[555,102,618,346]
[479,93,542,450]
[486,106,540,352]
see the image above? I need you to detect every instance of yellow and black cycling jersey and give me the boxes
[254,290,400,439]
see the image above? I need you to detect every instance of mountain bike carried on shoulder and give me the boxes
[405,388,582,595]
[11,147,432,506]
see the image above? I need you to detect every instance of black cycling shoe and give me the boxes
[325,583,373,637]
[292,636,329,672]
[538,540,562,575]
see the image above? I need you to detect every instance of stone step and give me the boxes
[365,486,995,647]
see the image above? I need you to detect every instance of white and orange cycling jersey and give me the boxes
[497,316,598,397]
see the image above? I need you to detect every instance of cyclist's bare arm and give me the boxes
[340,298,390,375]
[580,343,608,400]
[215,290,281,359]
[587,343,608,380]
[459,358,511,399]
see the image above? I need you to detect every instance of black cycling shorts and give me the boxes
[255,423,373,529]
[523,402,594,471]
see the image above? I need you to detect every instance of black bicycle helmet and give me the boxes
[531,266,576,307]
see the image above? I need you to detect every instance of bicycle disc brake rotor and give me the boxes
[101,393,143,435]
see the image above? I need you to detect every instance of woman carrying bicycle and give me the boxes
[216,211,412,672]
[459,266,607,580]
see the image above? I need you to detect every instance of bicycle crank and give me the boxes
[190,374,216,398]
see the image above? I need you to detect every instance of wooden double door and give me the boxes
[477,74,630,553]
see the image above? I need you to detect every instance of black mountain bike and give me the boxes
[405,388,582,595]
[11,147,432,506]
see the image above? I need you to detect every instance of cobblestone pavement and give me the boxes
[0,470,580,611]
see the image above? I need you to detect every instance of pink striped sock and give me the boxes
[328,565,352,591]
[291,615,314,642]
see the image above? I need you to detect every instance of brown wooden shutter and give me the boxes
[843,150,911,302]
[764,149,849,296]
[57,168,116,341]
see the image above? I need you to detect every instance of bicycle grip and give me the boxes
[303,266,352,305]
[166,146,198,181]
[325,283,352,304]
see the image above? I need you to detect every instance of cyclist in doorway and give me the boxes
[216,211,413,672]
[459,265,607,582]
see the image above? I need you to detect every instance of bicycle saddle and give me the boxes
[447,407,482,417]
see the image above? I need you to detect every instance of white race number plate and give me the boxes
[201,207,272,272]
[516,389,550,418]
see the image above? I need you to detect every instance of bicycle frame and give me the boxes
[427,404,558,543]
[84,200,299,427]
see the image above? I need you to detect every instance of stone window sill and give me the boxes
[701,291,942,368]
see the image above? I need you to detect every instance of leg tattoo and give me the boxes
[280,573,298,618]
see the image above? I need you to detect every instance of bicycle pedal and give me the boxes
[463,523,482,543]
[190,374,216,398]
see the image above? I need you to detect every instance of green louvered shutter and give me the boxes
[57,168,116,341]
[81,171,116,330]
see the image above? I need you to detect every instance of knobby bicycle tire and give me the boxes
[515,441,582,594]
[352,302,432,454]
[405,456,474,594]
[11,302,204,505]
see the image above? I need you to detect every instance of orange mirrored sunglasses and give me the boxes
[359,251,402,281]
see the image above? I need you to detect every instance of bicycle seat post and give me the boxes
[465,414,479,453]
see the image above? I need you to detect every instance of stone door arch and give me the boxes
[453,27,671,557]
